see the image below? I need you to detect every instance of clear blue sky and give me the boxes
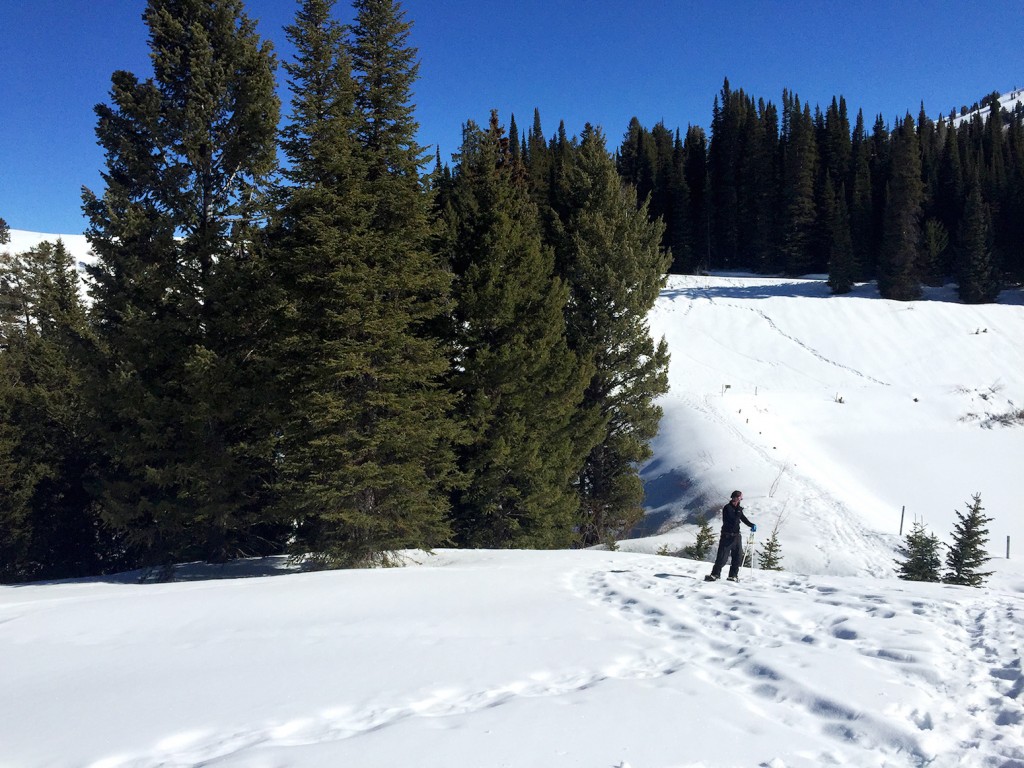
[2,0,1022,234]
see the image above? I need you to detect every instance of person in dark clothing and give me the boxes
[705,490,756,582]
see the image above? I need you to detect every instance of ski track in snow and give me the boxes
[664,278,889,386]
[736,303,891,387]
[87,666,616,768]
[85,561,1024,768]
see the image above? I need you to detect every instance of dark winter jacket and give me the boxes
[720,501,754,535]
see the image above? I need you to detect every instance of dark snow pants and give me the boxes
[710,531,745,578]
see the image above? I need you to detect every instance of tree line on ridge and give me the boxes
[615,79,1022,302]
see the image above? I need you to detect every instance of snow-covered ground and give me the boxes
[2,232,1024,767]
[3,552,1023,768]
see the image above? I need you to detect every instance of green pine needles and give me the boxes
[271,0,457,567]
[683,514,716,560]
[944,493,993,586]
[895,521,943,582]
[895,494,993,587]
[756,528,785,571]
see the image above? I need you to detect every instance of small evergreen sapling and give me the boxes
[757,528,784,571]
[682,514,716,560]
[755,509,786,571]
[895,520,943,582]
[943,493,993,587]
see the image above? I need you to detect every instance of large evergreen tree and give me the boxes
[272,0,457,566]
[728,94,772,272]
[823,97,852,190]
[848,111,875,279]
[440,113,588,548]
[270,0,369,561]
[917,103,940,219]
[878,114,923,299]
[682,126,710,272]
[552,126,671,546]
[868,114,892,280]
[944,493,993,587]
[826,181,857,294]
[648,121,676,249]
[708,80,743,269]
[957,169,1000,304]
[527,108,553,209]
[667,130,694,274]
[779,94,818,275]
[936,119,965,254]
[82,0,283,568]
[617,117,657,211]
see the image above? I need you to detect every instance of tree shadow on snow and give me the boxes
[633,463,716,538]
[661,274,1024,306]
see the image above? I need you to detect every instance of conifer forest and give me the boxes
[2,0,1021,582]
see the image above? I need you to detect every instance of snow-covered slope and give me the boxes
[7,228,92,268]
[629,274,1024,576]
[948,88,1024,127]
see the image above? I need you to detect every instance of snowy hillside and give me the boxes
[3,232,1024,767]
[629,274,1024,576]
[7,228,92,269]
[948,88,1024,127]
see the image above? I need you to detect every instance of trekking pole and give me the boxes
[743,529,756,574]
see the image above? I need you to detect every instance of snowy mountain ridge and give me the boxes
[947,87,1024,127]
